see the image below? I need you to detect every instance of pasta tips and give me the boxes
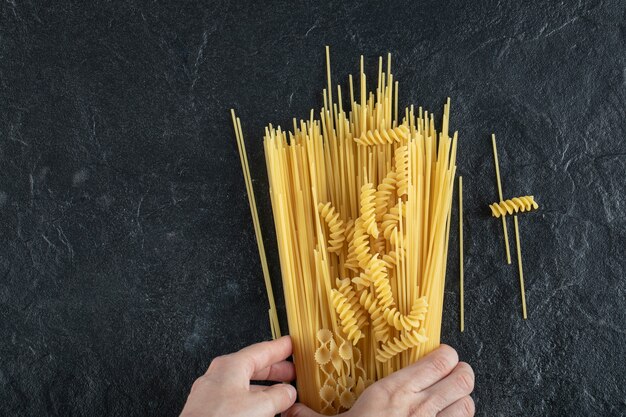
[489,196,539,218]
[359,183,379,238]
[318,202,347,253]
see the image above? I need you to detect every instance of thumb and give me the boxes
[262,383,297,415]
[281,403,326,417]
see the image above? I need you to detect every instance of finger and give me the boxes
[207,336,293,383]
[250,384,269,392]
[424,362,475,412]
[237,336,293,380]
[384,344,459,391]
[281,403,326,417]
[258,383,297,415]
[252,360,296,382]
[437,395,475,417]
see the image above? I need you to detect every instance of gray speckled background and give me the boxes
[1,1,625,416]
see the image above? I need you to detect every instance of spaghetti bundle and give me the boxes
[235,48,458,415]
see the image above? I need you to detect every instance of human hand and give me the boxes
[180,336,297,417]
[283,345,474,417]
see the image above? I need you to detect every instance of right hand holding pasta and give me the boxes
[283,345,475,417]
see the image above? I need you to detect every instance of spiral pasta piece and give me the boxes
[359,183,379,238]
[330,289,364,345]
[354,125,410,146]
[375,328,428,363]
[489,195,539,218]
[344,219,355,248]
[371,232,387,254]
[381,249,404,271]
[383,307,419,331]
[345,218,372,272]
[365,256,395,309]
[408,296,428,322]
[318,202,346,253]
[351,272,371,291]
[336,278,368,330]
[382,296,428,331]
[374,170,397,221]
[381,205,401,245]
[394,145,409,197]
[358,290,390,343]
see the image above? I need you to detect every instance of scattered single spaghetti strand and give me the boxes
[491,134,512,264]
[459,176,464,332]
[513,216,528,319]
[230,110,281,338]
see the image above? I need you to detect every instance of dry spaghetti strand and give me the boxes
[491,134,512,264]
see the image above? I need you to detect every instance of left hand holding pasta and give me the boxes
[180,336,297,417]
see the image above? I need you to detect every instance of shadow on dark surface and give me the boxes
[1,1,625,416]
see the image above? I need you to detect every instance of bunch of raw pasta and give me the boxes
[260,50,457,415]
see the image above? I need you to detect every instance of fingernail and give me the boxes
[286,384,296,400]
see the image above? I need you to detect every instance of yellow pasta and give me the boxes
[491,134,512,264]
[232,47,457,414]
[381,249,403,270]
[339,388,357,409]
[336,278,369,330]
[358,290,391,343]
[459,176,464,332]
[374,170,397,221]
[394,145,409,197]
[359,183,379,238]
[345,218,372,272]
[230,110,281,338]
[330,289,365,345]
[383,296,428,331]
[354,125,410,146]
[366,256,395,309]
[489,139,536,320]
[489,196,539,218]
[319,202,347,253]
[375,328,428,363]
[514,216,528,319]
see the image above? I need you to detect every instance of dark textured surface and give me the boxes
[1,1,625,416]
